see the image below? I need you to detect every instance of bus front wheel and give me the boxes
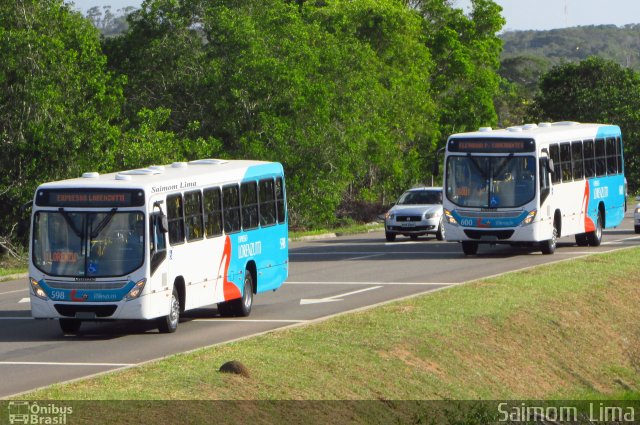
[541,223,557,255]
[461,241,478,255]
[59,319,81,335]
[157,286,180,333]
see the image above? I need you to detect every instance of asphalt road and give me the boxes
[1,214,639,398]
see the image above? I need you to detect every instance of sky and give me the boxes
[71,0,640,32]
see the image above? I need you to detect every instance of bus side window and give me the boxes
[606,137,617,175]
[150,213,167,275]
[595,138,606,176]
[259,178,276,227]
[571,140,584,180]
[222,185,241,234]
[241,181,259,230]
[583,139,595,178]
[184,190,204,241]
[275,177,286,224]
[204,187,223,237]
[167,194,185,245]
[549,144,561,183]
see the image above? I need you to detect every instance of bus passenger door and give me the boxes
[539,156,552,218]
[149,212,169,299]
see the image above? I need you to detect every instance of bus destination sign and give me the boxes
[448,138,535,153]
[36,188,145,207]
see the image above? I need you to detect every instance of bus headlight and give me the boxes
[444,209,457,225]
[125,279,146,301]
[521,210,537,225]
[30,278,48,300]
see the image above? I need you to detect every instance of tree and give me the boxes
[530,56,640,191]
[0,0,124,245]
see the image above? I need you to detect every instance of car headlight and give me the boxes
[385,212,395,220]
[635,207,640,214]
[424,212,439,219]
[444,209,457,225]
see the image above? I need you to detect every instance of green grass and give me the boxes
[17,247,640,404]
[0,253,27,279]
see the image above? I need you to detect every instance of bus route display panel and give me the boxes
[35,188,145,207]
[448,138,536,153]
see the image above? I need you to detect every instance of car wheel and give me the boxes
[385,232,396,242]
[635,225,640,234]
[436,218,445,241]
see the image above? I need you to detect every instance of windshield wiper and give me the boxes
[58,208,83,238]
[90,208,118,239]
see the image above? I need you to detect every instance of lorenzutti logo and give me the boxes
[237,234,262,259]
[8,401,73,425]
[70,289,88,302]
[593,186,609,199]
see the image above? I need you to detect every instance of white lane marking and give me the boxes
[0,361,133,367]
[19,298,30,303]
[291,251,459,256]
[192,319,308,323]
[300,285,382,305]
[0,288,28,296]
[0,317,33,320]
[345,254,385,261]
[288,281,453,286]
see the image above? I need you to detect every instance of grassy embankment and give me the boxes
[17,247,639,405]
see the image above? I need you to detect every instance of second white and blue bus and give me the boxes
[442,122,625,255]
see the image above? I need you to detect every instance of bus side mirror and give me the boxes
[159,215,169,234]
[547,158,554,175]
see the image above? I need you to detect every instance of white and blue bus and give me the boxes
[443,122,625,255]
[28,159,288,334]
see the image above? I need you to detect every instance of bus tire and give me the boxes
[218,270,254,317]
[587,210,603,247]
[575,233,588,246]
[436,219,445,241]
[541,223,557,255]
[385,232,396,242]
[59,319,81,335]
[461,241,478,255]
[157,286,180,333]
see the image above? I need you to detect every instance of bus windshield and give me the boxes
[32,211,145,278]
[445,155,536,208]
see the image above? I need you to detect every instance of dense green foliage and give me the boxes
[4,0,640,246]
[0,0,506,243]
[529,57,640,188]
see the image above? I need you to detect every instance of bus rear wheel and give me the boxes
[587,211,603,247]
[218,270,254,317]
[157,286,180,333]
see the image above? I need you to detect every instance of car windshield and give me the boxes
[445,155,536,208]
[32,211,145,278]
[397,190,442,205]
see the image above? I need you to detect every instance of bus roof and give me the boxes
[36,159,283,193]
[449,122,621,143]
